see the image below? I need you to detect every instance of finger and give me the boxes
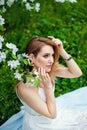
[48,36,54,39]
[38,67,41,77]
[17,81,24,87]
[40,68,45,79]
[48,36,55,40]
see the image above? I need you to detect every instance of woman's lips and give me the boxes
[46,65,52,68]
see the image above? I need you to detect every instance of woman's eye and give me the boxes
[43,54,49,58]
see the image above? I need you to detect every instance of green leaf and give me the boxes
[27,77,32,82]
[34,78,41,87]
[23,59,28,65]
[34,79,39,87]
[0,25,5,31]
[5,50,9,55]
[70,78,78,83]
[12,54,17,59]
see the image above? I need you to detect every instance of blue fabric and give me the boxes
[0,110,24,130]
[56,86,87,110]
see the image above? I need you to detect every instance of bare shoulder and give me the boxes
[16,82,56,118]
[17,82,38,100]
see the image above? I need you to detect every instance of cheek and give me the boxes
[36,59,46,67]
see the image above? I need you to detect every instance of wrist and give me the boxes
[44,86,52,89]
[59,49,71,59]
[64,55,72,61]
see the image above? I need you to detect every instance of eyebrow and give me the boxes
[43,52,54,55]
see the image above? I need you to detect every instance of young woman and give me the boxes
[0,36,87,130]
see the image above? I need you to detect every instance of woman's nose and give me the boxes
[49,57,54,63]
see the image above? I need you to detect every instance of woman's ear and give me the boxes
[29,53,35,62]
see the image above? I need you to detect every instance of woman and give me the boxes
[0,36,87,130]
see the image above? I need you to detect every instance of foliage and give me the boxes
[0,0,87,124]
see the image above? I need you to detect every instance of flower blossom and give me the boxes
[0,43,2,49]
[29,0,35,2]
[33,69,39,78]
[14,70,23,81]
[69,0,77,3]
[22,0,27,3]
[0,15,5,25]
[6,0,15,7]
[0,0,5,6]
[55,0,65,2]
[35,3,40,12]
[6,42,18,55]
[0,35,4,49]
[25,2,33,11]
[0,51,6,62]
[0,35,4,43]
[7,60,20,69]
[2,6,6,13]
[55,0,77,2]
[22,53,29,58]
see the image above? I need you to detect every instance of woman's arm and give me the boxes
[48,36,82,78]
[38,67,57,118]
[58,48,82,78]
[17,72,57,119]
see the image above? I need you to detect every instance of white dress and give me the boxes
[19,86,87,130]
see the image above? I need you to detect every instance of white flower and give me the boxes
[6,42,16,49]
[0,43,2,49]
[17,54,22,60]
[7,60,20,69]
[29,0,35,2]
[6,42,18,55]
[22,0,27,3]
[2,6,6,13]
[25,2,33,11]
[0,35,4,49]
[0,51,6,62]
[22,53,29,58]
[17,53,29,61]
[55,0,77,2]
[35,3,40,12]
[0,15,5,25]
[0,0,5,6]
[33,69,39,78]
[0,35,4,43]
[6,0,15,7]
[55,0,65,2]
[69,0,77,3]
[14,70,23,81]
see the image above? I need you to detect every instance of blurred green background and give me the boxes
[0,0,87,124]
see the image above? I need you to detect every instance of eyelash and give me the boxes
[43,54,54,58]
[43,54,49,58]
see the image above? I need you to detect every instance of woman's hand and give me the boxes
[38,67,52,89]
[16,81,25,87]
[48,36,64,54]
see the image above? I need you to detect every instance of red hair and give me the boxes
[25,37,60,80]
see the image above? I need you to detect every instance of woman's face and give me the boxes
[32,45,54,72]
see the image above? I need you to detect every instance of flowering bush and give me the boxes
[0,36,40,86]
[0,0,41,86]
[0,0,40,13]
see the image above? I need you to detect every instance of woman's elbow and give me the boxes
[75,70,83,78]
[51,114,57,119]
[50,112,57,119]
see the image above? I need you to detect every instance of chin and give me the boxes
[46,69,51,73]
